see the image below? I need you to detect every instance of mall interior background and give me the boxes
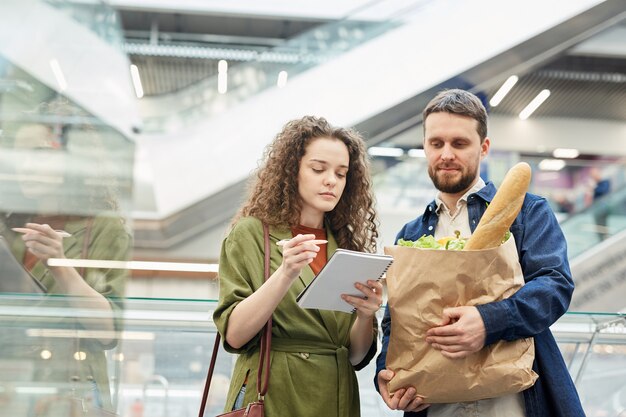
[0,1,625,416]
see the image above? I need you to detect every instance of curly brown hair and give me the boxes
[234,116,378,252]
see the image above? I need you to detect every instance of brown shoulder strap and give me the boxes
[198,331,221,417]
[257,223,272,396]
[198,223,272,416]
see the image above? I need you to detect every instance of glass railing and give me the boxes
[553,312,626,414]
[560,184,626,259]
[0,59,135,227]
[140,0,436,133]
[43,0,124,49]
[1,0,135,315]
[371,150,626,258]
[0,295,623,417]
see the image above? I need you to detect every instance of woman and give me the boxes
[213,116,381,416]
[0,120,131,413]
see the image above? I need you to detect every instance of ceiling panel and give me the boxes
[488,55,626,121]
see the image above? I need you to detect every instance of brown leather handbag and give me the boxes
[198,224,272,417]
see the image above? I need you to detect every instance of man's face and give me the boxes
[423,112,489,195]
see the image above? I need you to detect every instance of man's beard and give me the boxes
[428,165,477,194]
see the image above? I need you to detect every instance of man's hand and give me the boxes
[425,306,486,359]
[377,369,430,412]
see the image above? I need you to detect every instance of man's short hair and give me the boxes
[423,89,488,141]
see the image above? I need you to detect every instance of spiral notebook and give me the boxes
[296,248,393,313]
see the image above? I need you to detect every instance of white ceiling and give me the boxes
[109,0,378,20]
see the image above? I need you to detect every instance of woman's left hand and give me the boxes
[342,279,383,318]
[18,223,67,262]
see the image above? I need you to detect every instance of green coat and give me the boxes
[214,217,377,417]
[2,214,131,411]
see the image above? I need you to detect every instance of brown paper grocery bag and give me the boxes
[384,237,538,403]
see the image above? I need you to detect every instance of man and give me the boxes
[589,166,611,241]
[375,89,585,417]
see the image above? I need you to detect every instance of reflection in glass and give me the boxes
[1,30,134,417]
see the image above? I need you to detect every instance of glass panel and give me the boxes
[560,185,626,258]
[553,313,626,415]
[42,0,124,48]
[0,3,135,413]
[371,151,626,259]
[0,297,624,416]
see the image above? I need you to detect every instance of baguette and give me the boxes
[464,162,531,250]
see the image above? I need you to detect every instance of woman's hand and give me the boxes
[17,223,67,262]
[346,279,384,364]
[279,234,322,282]
[343,279,383,319]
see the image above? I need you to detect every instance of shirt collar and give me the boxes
[435,177,486,214]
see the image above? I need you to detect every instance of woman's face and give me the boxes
[13,124,65,199]
[297,137,349,227]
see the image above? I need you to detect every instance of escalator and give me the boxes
[2,1,622,249]
[562,184,626,312]
[131,0,623,248]
[0,0,135,232]
[0,0,140,138]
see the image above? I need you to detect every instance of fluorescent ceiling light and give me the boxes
[0,173,64,184]
[130,64,144,98]
[552,148,580,159]
[16,387,58,395]
[120,388,202,398]
[47,258,219,273]
[538,158,566,171]
[407,149,426,158]
[218,60,228,94]
[49,59,67,91]
[218,59,228,73]
[368,147,404,157]
[519,89,550,120]
[277,70,288,88]
[489,75,518,107]
[27,328,155,341]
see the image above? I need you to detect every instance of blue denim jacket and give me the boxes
[375,182,586,417]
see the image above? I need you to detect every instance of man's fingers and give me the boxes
[378,369,394,381]
[426,334,462,345]
[431,342,466,352]
[426,324,459,337]
[386,389,405,409]
[441,349,471,359]
[442,307,463,319]
[377,370,395,406]
[396,387,417,410]
[415,402,431,412]
[406,396,429,412]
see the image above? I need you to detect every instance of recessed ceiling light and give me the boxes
[489,75,518,107]
[368,147,404,157]
[538,159,566,171]
[552,148,580,159]
[519,89,550,120]
[407,149,425,158]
